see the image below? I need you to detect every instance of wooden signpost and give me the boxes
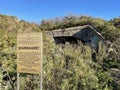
[17,32,43,90]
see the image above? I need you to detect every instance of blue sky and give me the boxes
[0,0,120,23]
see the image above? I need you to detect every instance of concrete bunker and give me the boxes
[46,25,104,51]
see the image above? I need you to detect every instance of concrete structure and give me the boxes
[46,25,104,51]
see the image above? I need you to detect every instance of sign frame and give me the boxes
[17,32,43,90]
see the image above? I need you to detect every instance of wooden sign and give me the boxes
[17,32,42,74]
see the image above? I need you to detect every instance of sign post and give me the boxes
[17,73,19,90]
[17,32,42,90]
[40,32,43,90]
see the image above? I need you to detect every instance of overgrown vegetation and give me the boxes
[0,14,120,90]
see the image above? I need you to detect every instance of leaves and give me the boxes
[0,14,120,90]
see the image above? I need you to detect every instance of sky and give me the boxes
[0,0,120,23]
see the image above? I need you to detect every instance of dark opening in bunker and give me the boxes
[54,36,81,44]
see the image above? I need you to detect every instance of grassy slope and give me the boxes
[0,14,120,90]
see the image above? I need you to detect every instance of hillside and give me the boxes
[0,14,120,90]
[40,15,120,41]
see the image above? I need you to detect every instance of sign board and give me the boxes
[17,32,42,74]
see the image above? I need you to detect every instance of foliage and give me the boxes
[110,17,120,28]
[39,15,120,42]
[0,14,120,90]
[44,41,96,90]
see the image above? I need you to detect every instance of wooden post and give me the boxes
[17,73,20,90]
[40,32,43,90]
